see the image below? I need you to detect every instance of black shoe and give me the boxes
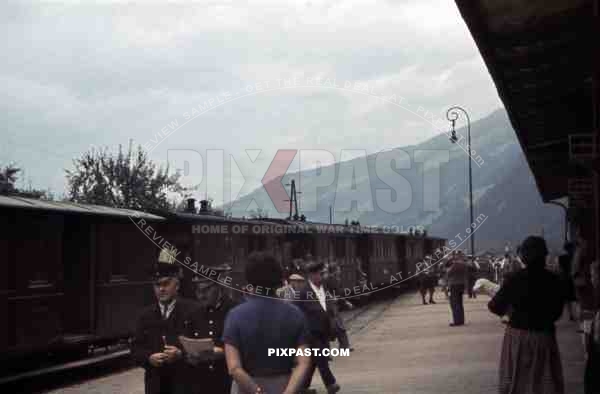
[449,323,464,327]
[349,347,355,352]
[326,383,341,394]
[301,389,317,394]
[423,301,428,305]
[429,300,436,304]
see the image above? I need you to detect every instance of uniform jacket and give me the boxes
[294,282,335,341]
[446,260,469,287]
[131,297,203,394]
[418,271,438,289]
[191,295,238,393]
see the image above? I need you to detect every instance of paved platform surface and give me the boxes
[49,291,585,394]
[318,292,585,394]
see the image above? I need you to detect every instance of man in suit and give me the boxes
[295,258,341,394]
[446,251,468,326]
[131,256,203,394]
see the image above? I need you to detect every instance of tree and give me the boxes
[0,164,19,194]
[0,164,53,199]
[66,144,186,212]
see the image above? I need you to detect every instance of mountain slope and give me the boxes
[227,109,564,253]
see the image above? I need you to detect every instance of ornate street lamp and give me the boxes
[447,106,475,263]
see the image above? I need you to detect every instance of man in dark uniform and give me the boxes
[131,255,203,394]
[418,268,437,305]
[188,263,238,394]
[446,251,468,326]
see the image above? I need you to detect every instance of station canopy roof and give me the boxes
[454,0,595,201]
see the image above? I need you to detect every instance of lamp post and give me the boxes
[447,106,475,263]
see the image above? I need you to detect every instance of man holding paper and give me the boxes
[131,252,203,394]
[187,263,238,393]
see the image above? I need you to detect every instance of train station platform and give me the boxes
[50,291,585,394]
[320,292,585,394]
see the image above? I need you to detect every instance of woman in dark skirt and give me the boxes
[488,236,566,394]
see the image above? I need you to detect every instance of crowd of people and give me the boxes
[132,251,354,394]
[416,232,600,394]
[131,230,600,394]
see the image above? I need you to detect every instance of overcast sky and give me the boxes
[1,0,502,205]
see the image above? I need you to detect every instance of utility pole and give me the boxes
[329,205,333,224]
[284,179,302,220]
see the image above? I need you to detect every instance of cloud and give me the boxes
[0,0,502,203]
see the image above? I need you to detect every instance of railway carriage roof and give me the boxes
[167,212,276,227]
[0,195,165,220]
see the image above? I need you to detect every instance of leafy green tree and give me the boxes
[66,144,187,212]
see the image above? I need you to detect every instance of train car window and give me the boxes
[348,239,356,262]
[22,213,63,287]
[110,225,125,278]
[224,234,233,265]
[336,238,345,258]
[235,234,248,267]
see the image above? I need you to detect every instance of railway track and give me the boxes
[0,346,134,393]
